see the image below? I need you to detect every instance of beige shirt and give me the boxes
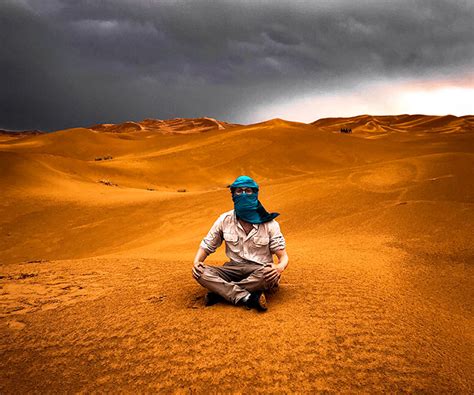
[200,209,286,265]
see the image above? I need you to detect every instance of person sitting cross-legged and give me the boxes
[192,175,289,312]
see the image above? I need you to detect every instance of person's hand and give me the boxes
[192,261,205,280]
[264,263,284,284]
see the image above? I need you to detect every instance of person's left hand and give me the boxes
[264,263,284,284]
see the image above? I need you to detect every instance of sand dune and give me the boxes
[0,129,45,142]
[0,115,473,392]
[311,114,474,135]
[89,116,241,134]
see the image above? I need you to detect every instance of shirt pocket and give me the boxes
[251,236,270,261]
[252,236,270,247]
[223,232,240,253]
[223,232,238,244]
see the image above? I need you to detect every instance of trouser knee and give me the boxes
[195,266,215,287]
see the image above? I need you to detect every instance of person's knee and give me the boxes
[195,265,215,286]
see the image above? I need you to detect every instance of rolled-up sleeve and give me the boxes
[268,220,286,253]
[199,215,224,254]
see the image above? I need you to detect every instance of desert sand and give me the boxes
[0,114,473,392]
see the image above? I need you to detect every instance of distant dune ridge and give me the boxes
[310,114,474,134]
[0,113,473,392]
[2,114,473,139]
[0,129,45,140]
[88,116,242,134]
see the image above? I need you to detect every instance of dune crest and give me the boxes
[0,129,45,142]
[89,117,241,135]
[311,114,474,134]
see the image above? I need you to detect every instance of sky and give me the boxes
[1,0,473,131]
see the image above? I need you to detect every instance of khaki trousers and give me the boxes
[195,260,280,305]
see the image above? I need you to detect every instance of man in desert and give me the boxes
[192,175,289,311]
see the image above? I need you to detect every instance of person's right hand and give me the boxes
[192,261,205,280]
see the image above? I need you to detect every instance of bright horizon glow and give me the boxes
[253,76,474,123]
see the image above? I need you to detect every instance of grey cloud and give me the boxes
[1,0,473,130]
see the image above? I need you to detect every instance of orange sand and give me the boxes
[1,115,473,392]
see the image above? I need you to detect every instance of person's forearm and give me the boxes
[194,246,209,264]
[277,255,289,270]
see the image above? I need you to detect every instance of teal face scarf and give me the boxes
[228,175,280,224]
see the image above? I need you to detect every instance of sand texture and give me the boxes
[1,115,473,392]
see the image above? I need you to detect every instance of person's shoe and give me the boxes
[245,291,268,312]
[204,292,223,306]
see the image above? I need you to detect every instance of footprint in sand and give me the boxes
[148,295,167,305]
[0,271,107,318]
[6,320,26,330]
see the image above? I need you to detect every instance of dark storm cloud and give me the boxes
[1,0,473,131]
